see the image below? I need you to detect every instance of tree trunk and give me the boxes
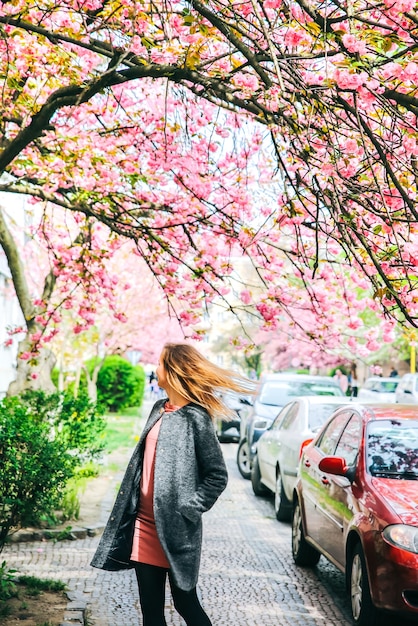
[8,335,57,395]
[0,204,57,395]
[83,358,104,404]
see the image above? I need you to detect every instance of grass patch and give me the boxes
[18,576,67,593]
[102,409,144,453]
[118,405,142,416]
[0,574,67,625]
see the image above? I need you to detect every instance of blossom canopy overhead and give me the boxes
[1,0,418,353]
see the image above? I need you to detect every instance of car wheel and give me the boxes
[274,470,292,522]
[291,498,320,566]
[349,543,378,626]
[251,455,270,496]
[237,439,251,479]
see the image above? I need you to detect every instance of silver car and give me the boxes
[358,377,399,403]
[251,395,353,521]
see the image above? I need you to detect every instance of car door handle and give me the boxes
[321,476,330,485]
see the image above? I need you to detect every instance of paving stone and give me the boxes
[63,610,84,622]
[87,524,105,537]
[66,600,87,611]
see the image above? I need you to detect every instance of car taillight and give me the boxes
[299,438,314,458]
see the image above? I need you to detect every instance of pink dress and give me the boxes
[130,404,178,568]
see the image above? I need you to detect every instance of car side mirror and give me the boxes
[318,456,348,476]
[319,456,356,482]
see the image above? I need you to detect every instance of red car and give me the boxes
[292,403,418,626]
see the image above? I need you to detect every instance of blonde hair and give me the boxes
[161,343,254,420]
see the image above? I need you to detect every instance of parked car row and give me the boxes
[251,395,354,520]
[236,373,344,479]
[358,372,418,404]
[226,373,418,626]
[218,374,418,450]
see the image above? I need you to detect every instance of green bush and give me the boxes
[20,390,106,457]
[97,356,146,412]
[0,561,17,600]
[0,391,107,548]
[0,397,75,550]
[60,462,99,521]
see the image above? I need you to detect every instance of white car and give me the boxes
[251,395,353,521]
[395,373,418,403]
[358,377,399,403]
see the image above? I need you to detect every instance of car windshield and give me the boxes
[367,419,418,479]
[372,381,398,393]
[259,381,342,407]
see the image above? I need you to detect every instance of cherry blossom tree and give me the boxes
[51,245,184,399]
[1,0,418,389]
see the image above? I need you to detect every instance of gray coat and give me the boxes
[90,399,228,591]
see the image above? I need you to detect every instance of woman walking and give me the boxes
[91,342,252,626]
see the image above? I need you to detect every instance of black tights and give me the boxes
[134,563,212,626]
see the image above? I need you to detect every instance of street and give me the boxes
[85,442,353,626]
[4,435,357,626]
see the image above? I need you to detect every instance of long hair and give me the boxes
[161,343,254,420]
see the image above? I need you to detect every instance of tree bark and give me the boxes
[7,336,56,395]
[0,205,56,394]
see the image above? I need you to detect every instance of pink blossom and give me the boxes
[347,336,358,350]
[333,69,367,90]
[19,352,31,360]
[366,339,381,352]
[264,0,282,7]
[30,331,43,343]
[284,29,304,47]
[342,34,367,54]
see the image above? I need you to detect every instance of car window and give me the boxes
[367,419,418,478]
[279,403,300,430]
[375,381,398,393]
[259,382,294,406]
[316,411,353,456]
[271,403,295,430]
[334,414,361,466]
[308,403,348,431]
[295,382,343,397]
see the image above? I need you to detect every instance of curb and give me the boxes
[10,525,105,626]
[60,590,88,626]
[7,523,104,543]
